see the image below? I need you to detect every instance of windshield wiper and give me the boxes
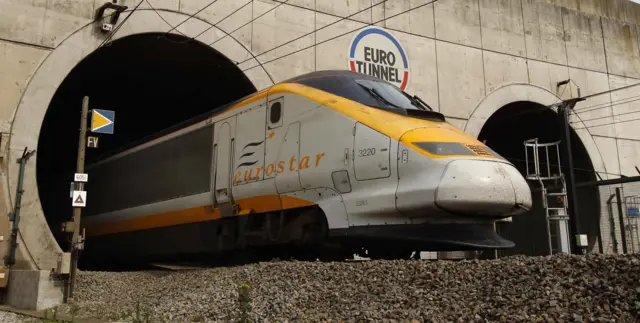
[412,95,433,111]
[398,91,427,111]
[357,84,403,110]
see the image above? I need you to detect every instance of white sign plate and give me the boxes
[72,190,87,207]
[74,173,88,182]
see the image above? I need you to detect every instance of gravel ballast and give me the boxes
[57,253,640,322]
[0,311,39,323]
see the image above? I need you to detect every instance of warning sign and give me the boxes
[72,190,87,207]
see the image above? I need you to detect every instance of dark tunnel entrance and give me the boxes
[477,101,601,257]
[37,32,257,251]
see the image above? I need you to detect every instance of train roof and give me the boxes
[87,70,423,166]
[282,69,394,86]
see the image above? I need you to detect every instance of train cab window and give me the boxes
[286,71,431,112]
[268,97,283,129]
[353,79,423,111]
[270,101,282,123]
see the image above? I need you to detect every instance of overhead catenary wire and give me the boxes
[157,0,220,39]
[148,0,253,45]
[240,0,439,72]
[579,81,640,100]
[574,94,640,114]
[186,0,253,44]
[503,156,626,179]
[234,0,390,68]
[572,108,640,125]
[485,82,640,124]
[142,0,225,45]
[104,0,640,133]
[569,97,640,125]
[508,79,640,125]
[145,0,193,42]
[572,115,640,130]
[144,0,277,84]
[207,0,292,48]
[479,84,570,125]
[141,0,432,85]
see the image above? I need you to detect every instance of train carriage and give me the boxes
[80,70,532,267]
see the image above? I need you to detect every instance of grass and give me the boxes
[33,281,255,323]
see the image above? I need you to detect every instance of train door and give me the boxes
[213,116,236,218]
[264,95,285,183]
[346,121,399,225]
[275,122,302,193]
[263,94,302,193]
[353,122,391,180]
[233,103,267,186]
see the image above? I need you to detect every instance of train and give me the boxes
[80,70,533,268]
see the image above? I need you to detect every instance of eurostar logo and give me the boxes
[236,140,263,171]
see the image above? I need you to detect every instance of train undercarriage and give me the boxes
[80,206,513,271]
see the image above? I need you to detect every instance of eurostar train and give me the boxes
[80,70,532,267]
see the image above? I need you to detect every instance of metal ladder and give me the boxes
[524,138,571,255]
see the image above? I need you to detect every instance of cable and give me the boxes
[149,0,253,45]
[241,0,437,72]
[208,0,292,48]
[145,0,190,42]
[570,99,640,125]
[268,0,381,26]
[572,115,640,130]
[157,0,221,39]
[574,95,640,114]
[503,155,625,179]
[145,2,276,84]
[236,0,389,67]
[451,77,570,125]
[185,0,253,44]
[572,109,640,125]
[486,87,640,125]
[580,81,640,100]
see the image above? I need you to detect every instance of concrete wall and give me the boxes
[5,270,64,310]
[2,0,640,269]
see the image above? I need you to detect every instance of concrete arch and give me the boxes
[463,83,608,179]
[7,9,270,270]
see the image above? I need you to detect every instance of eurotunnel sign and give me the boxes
[348,26,410,90]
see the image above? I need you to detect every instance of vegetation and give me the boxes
[237,282,253,323]
[33,280,255,322]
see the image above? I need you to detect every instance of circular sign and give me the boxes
[348,26,410,90]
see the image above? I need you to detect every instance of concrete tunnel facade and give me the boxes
[2,0,640,277]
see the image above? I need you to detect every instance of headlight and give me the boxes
[412,142,477,156]
[412,142,504,159]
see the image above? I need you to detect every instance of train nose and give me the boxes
[434,159,532,217]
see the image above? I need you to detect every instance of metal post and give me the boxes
[615,187,628,254]
[67,96,89,302]
[606,194,617,254]
[4,147,35,266]
[556,98,585,254]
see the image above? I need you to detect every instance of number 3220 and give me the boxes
[358,148,376,157]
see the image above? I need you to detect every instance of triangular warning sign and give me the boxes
[91,110,112,131]
[74,195,84,204]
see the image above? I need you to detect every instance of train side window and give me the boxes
[268,97,283,129]
[270,102,281,123]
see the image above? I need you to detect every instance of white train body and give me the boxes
[81,70,532,265]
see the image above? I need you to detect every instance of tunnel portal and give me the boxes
[477,101,601,256]
[36,32,257,250]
